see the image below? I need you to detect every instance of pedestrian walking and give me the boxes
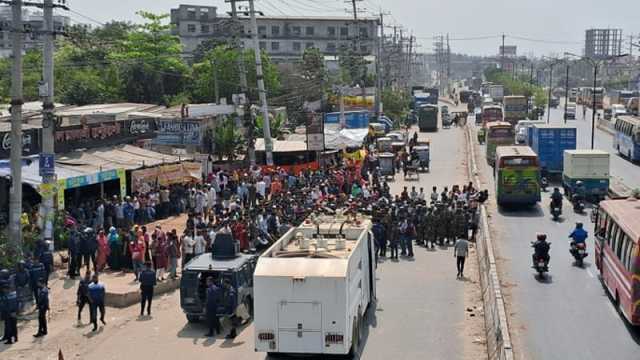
[454,237,469,278]
[167,229,180,279]
[181,230,195,269]
[76,271,91,323]
[87,274,106,332]
[33,280,49,338]
[204,277,221,337]
[139,262,157,316]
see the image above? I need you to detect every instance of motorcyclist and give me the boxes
[532,233,550,266]
[572,181,586,207]
[569,222,588,247]
[550,188,563,212]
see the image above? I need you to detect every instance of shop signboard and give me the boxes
[56,168,126,209]
[55,119,156,153]
[39,153,55,176]
[153,119,202,146]
[305,112,324,151]
[0,128,41,159]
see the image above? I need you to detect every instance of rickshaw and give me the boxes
[376,137,392,152]
[387,131,406,143]
[378,152,396,180]
[451,111,468,127]
[413,144,430,172]
[391,142,406,154]
[442,112,452,128]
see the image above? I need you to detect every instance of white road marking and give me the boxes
[586,269,595,278]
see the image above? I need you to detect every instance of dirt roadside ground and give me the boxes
[0,214,188,360]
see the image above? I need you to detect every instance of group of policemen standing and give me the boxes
[371,184,488,261]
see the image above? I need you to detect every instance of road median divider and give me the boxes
[465,124,514,360]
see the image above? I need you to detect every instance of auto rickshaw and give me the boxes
[442,112,452,128]
[413,144,430,172]
[378,153,395,180]
[376,137,392,152]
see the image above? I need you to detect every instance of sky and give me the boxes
[68,0,640,57]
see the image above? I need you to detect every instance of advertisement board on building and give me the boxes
[55,119,156,153]
[153,119,202,146]
[0,128,42,159]
[305,112,324,151]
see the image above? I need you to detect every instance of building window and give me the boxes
[327,27,336,37]
[340,27,348,37]
[201,25,210,33]
[271,26,280,36]
[359,27,368,38]
[306,26,314,36]
[305,42,315,49]
[259,41,267,50]
[258,25,267,36]
[187,8,196,20]
[292,42,301,52]
[360,45,369,53]
[271,42,280,51]
[200,8,209,20]
[187,24,196,33]
[292,26,301,37]
[326,42,336,53]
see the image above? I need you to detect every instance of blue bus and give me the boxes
[613,115,640,161]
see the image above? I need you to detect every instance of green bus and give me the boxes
[486,122,514,166]
[418,104,438,132]
[494,146,541,206]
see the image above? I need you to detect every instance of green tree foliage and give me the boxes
[190,45,281,103]
[382,89,410,123]
[213,116,244,161]
[484,67,548,107]
[255,112,286,140]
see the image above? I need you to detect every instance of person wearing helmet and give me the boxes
[532,233,550,266]
[569,222,588,246]
[572,181,586,205]
[550,187,563,211]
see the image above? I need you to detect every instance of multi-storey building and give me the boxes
[585,28,623,60]
[170,4,378,62]
[0,6,72,58]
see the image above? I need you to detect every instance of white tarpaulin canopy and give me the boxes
[323,128,368,149]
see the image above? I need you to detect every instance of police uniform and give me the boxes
[34,285,49,337]
[139,267,157,316]
[1,287,19,343]
[205,283,221,336]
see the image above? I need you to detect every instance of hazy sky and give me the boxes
[68,0,640,57]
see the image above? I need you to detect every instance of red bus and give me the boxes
[593,198,640,324]
[481,104,503,127]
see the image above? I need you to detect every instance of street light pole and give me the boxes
[591,63,598,149]
[564,63,569,124]
[547,63,553,124]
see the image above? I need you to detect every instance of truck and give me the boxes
[530,125,577,174]
[411,92,430,109]
[418,104,438,132]
[488,85,504,103]
[562,150,610,201]
[180,234,258,324]
[503,95,527,125]
[253,216,376,356]
[424,87,439,105]
[324,110,369,129]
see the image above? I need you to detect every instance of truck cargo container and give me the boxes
[253,216,375,356]
[562,149,610,201]
[530,125,577,174]
[488,85,504,102]
[503,95,527,125]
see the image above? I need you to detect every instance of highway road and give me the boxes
[472,105,640,360]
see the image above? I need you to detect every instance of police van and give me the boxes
[179,234,257,323]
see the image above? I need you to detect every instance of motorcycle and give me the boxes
[550,205,561,221]
[531,242,550,277]
[540,177,548,192]
[570,242,588,267]
[572,198,585,214]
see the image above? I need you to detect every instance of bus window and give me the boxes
[622,235,632,271]
[615,226,625,258]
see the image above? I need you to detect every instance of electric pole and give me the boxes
[248,0,273,165]
[9,0,24,258]
[226,0,254,165]
[374,12,387,122]
[501,33,505,70]
[446,33,451,95]
[564,63,569,124]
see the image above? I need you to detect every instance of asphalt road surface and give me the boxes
[472,106,640,360]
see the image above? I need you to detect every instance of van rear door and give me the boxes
[277,301,323,353]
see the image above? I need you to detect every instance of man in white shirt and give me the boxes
[256,179,266,201]
[193,230,207,256]
[181,232,195,268]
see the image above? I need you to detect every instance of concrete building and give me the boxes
[170,4,378,62]
[585,28,623,60]
[0,6,72,58]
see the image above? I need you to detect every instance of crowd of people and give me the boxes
[1,131,491,343]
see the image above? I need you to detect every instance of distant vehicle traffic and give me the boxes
[514,120,545,145]
[503,95,527,125]
[481,104,504,127]
[581,87,604,109]
[565,103,577,120]
[485,122,514,166]
[418,104,438,132]
[253,217,376,356]
[613,115,640,161]
[593,198,640,325]
[494,146,541,206]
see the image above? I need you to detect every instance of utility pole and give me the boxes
[547,63,554,124]
[446,33,450,95]
[210,58,219,104]
[226,0,254,165]
[9,0,24,258]
[501,33,505,70]
[248,0,273,165]
[564,63,569,124]
[40,0,59,247]
[374,12,386,122]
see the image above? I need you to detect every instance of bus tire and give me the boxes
[615,292,622,316]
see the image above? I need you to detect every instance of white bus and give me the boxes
[253,216,376,356]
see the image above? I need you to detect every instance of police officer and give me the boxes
[424,207,436,249]
[453,208,467,240]
[68,226,81,278]
[33,280,49,337]
[223,278,238,339]
[204,276,221,337]
[76,271,91,322]
[1,282,18,344]
[28,257,46,303]
[88,274,106,332]
[14,261,31,312]
[139,262,157,317]
[37,240,54,286]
